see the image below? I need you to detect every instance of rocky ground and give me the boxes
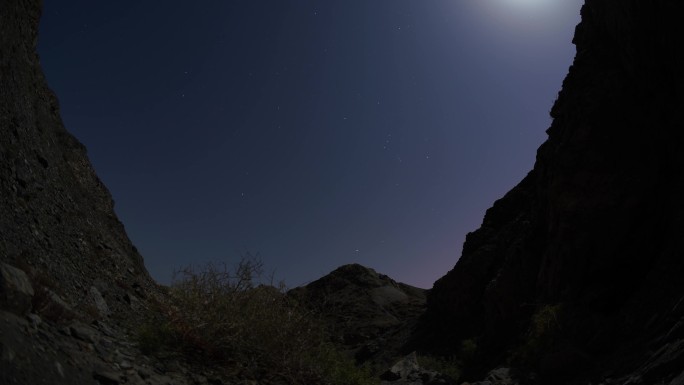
[0,261,233,385]
[1,258,462,385]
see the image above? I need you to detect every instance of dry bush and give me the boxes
[417,354,461,382]
[138,256,377,385]
[509,303,564,369]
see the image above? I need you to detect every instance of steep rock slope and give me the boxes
[0,1,177,384]
[414,0,684,383]
[0,0,153,318]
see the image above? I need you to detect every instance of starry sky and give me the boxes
[38,0,583,289]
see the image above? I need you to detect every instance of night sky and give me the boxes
[38,0,583,289]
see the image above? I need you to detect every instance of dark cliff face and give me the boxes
[0,3,163,383]
[415,0,684,383]
[0,0,151,314]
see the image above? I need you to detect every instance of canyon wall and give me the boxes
[415,0,684,383]
[0,0,153,323]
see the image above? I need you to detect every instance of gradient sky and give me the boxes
[38,0,583,288]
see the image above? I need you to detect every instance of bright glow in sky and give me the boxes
[472,0,582,34]
[500,0,554,10]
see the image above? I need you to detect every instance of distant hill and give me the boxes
[290,264,426,371]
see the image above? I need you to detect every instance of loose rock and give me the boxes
[90,286,110,317]
[70,322,100,343]
[381,352,456,385]
[93,368,121,385]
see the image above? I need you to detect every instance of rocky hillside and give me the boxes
[413,0,684,384]
[0,0,154,317]
[290,264,426,372]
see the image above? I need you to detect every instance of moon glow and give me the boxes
[473,0,579,34]
[502,0,549,8]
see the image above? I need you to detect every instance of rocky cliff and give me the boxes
[0,1,170,384]
[414,0,684,383]
[0,0,153,313]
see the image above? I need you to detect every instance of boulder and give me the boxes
[463,368,517,385]
[70,322,100,344]
[381,352,421,381]
[0,263,34,315]
[89,286,110,317]
[380,352,456,385]
[34,288,75,322]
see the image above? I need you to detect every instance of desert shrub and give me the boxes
[417,354,462,382]
[137,312,177,356]
[459,338,478,363]
[510,303,564,368]
[138,256,377,385]
[415,337,479,381]
[311,345,377,385]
